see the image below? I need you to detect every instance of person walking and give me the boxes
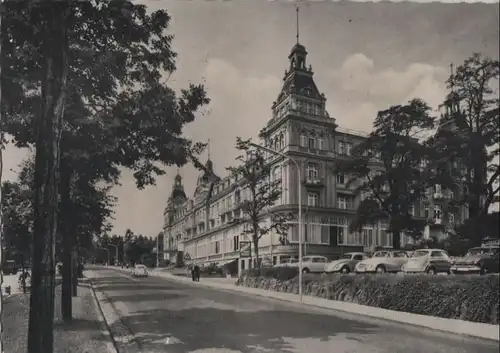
[194,264,200,282]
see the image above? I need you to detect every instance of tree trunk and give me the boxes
[392,231,401,250]
[72,247,78,296]
[27,5,69,353]
[253,237,260,268]
[60,165,74,321]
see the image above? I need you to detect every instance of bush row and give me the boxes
[236,267,500,324]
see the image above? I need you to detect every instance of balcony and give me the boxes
[303,178,325,189]
[433,192,444,200]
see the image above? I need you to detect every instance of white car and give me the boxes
[355,250,409,274]
[324,252,370,274]
[274,257,298,268]
[289,256,329,273]
[132,264,148,277]
[402,249,453,274]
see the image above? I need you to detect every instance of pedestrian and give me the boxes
[194,264,200,282]
[191,265,196,281]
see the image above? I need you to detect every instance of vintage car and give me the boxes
[355,250,408,274]
[402,249,453,274]
[450,246,500,275]
[324,252,370,274]
[288,255,329,273]
[132,264,148,278]
[274,257,298,268]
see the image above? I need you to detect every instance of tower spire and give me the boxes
[296,5,300,44]
[449,63,454,91]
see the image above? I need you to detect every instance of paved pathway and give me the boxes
[2,278,115,353]
[87,267,499,353]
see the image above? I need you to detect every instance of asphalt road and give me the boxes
[90,267,498,353]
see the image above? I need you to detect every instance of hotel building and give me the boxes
[163,40,468,271]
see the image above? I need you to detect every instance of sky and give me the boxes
[3,0,499,237]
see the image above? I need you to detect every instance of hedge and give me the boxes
[236,267,500,324]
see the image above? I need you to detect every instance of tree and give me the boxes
[226,138,289,267]
[431,54,500,221]
[337,99,435,250]
[1,181,33,267]
[2,0,210,330]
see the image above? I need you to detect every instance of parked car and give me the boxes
[274,257,298,268]
[132,264,148,277]
[450,245,500,275]
[2,260,18,275]
[402,249,452,274]
[289,255,329,273]
[324,252,370,274]
[355,250,408,274]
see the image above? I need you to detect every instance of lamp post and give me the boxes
[249,142,303,302]
[108,244,118,266]
[156,234,160,268]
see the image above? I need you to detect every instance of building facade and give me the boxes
[163,41,467,271]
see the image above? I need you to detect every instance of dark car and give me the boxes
[450,246,500,275]
[2,260,18,275]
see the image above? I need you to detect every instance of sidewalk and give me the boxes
[2,279,116,353]
[145,268,500,342]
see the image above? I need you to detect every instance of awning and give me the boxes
[214,258,238,267]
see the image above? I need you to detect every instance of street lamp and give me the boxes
[249,142,304,302]
[108,244,118,266]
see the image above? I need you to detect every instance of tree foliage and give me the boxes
[1,180,32,266]
[226,138,290,266]
[430,53,500,219]
[337,99,435,249]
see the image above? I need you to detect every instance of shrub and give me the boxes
[236,271,500,325]
[240,267,299,282]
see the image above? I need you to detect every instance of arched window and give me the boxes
[306,163,318,182]
[279,133,285,149]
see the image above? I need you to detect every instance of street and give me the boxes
[90,267,498,353]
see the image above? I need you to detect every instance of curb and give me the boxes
[84,275,120,353]
[146,270,500,342]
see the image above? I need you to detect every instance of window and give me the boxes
[233,235,239,251]
[346,143,352,156]
[448,213,455,224]
[336,173,345,185]
[353,254,363,261]
[409,205,415,217]
[312,257,327,263]
[307,163,318,182]
[433,205,442,221]
[338,141,345,155]
[337,227,345,244]
[318,137,324,150]
[424,206,429,218]
[308,136,316,149]
[430,251,444,258]
[307,192,319,207]
[337,196,347,209]
[300,133,307,147]
[279,134,285,149]
[362,226,373,246]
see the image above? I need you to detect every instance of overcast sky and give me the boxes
[3,0,499,237]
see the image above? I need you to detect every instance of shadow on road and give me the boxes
[108,306,378,353]
[95,284,180,292]
[101,292,187,303]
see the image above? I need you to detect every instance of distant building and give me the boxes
[163,41,469,271]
